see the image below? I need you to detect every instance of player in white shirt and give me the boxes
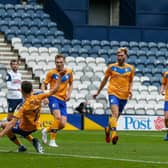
[6,60,23,121]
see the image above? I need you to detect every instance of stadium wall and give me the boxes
[136,0,168,27]
[0,114,165,131]
[0,0,19,4]
[44,0,168,42]
[43,0,73,39]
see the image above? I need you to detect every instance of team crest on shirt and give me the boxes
[111,66,131,74]
[52,103,56,108]
[61,74,70,82]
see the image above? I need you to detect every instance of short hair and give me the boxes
[21,81,33,94]
[117,47,128,56]
[55,54,65,61]
[10,59,18,65]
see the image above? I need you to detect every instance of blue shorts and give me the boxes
[108,95,127,113]
[164,101,168,111]
[48,96,67,116]
[7,99,23,113]
[12,122,35,137]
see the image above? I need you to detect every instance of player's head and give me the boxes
[55,54,65,71]
[21,81,33,94]
[116,47,128,65]
[10,59,19,72]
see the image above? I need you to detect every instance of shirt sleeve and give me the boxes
[104,66,111,77]
[130,65,135,82]
[162,72,167,85]
[43,71,52,84]
[69,70,73,84]
[13,106,24,119]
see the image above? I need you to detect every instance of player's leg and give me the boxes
[3,122,27,152]
[48,102,67,147]
[41,96,60,145]
[110,104,119,144]
[7,99,22,121]
[48,109,61,147]
[106,95,119,144]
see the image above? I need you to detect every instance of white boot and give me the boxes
[49,140,58,147]
[41,128,47,144]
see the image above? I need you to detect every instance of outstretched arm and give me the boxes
[49,70,66,95]
[160,84,166,95]
[93,76,109,99]
[0,118,17,137]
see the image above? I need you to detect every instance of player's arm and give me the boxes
[48,70,66,96]
[6,73,19,91]
[93,75,109,99]
[160,84,166,95]
[65,82,73,101]
[160,72,166,95]
[0,118,17,137]
[93,66,110,99]
[128,66,135,99]
[65,71,73,101]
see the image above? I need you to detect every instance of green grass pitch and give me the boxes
[0,130,168,168]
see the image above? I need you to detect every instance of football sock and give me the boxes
[25,135,34,142]
[109,117,117,138]
[46,119,60,132]
[9,135,21,146]
[49,119,60,140]
[50,131,57,140]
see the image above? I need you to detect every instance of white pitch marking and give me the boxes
[0,149,168,165]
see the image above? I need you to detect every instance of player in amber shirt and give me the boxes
[93,47,134,144]
[0,71,64,153]
[41,54,73,147]
[160,71,168,140]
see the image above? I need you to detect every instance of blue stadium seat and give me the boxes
[129,41,139,51]
[32,39,42,47]
[55,31,64,40]
[69,48,79,57]
[139,42,148,51]
[62,39,72,50]
[148,42,158,52]
[120,41,129,49]
[158,42,167,52]
[88,48,99,58]
[42,39,52,47]
[71,39,81,50]
[110,41,120,50]
[81,40,91,50]
[128,50,137,59]
[60,47,70,56]
[91,40,101,51]
[157,51,166,59]
[98,49,109,59]
[101,40,111,50]
[80,48,89,57]
[51,39,62,51]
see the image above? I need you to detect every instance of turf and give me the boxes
[0,130,168,168]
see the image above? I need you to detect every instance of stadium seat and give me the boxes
[81,40,91,50]
[139,41,148,51]
[148,42,158,52]
[100,40,111,50]
[129,41,139,51]
[91,40,101,51]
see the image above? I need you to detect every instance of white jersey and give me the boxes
[6,70,22,99]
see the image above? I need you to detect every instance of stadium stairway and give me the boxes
[0,32,40,112]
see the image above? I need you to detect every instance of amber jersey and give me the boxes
[14,92,50,131]
[43,68,73,100]
[105,62,134,100]
[162,71,168,100]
